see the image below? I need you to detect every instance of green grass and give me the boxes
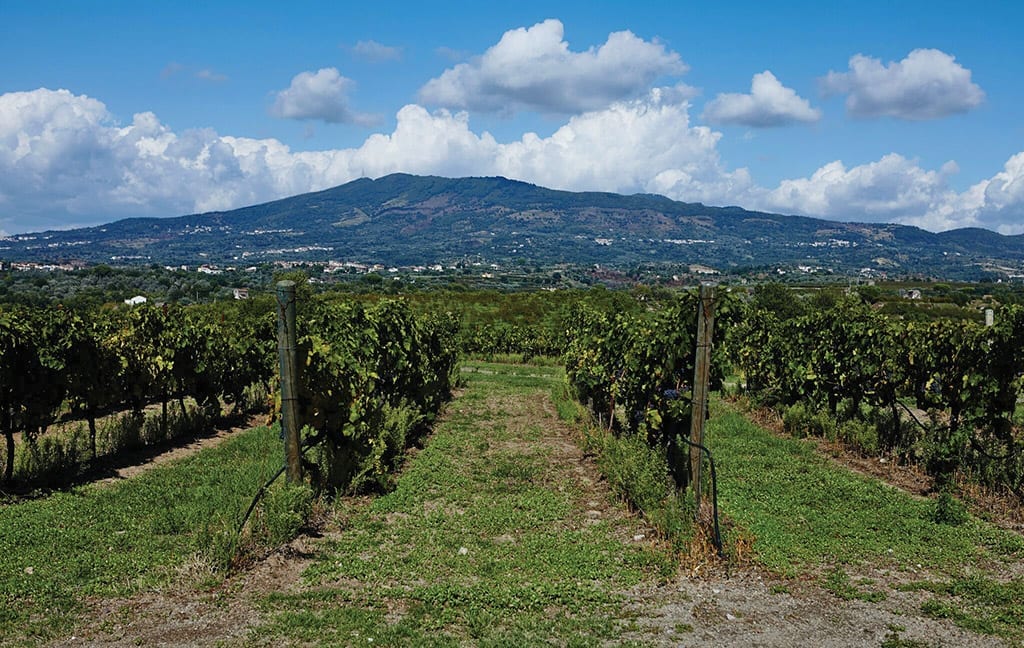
[7,360,1023,645]
[0,425,291,645]
[709,398,1024,639]
[898,575,1024,639]
[464,353,564,367]
[250,361,673,645]
[822,566,887,602]
[708,402,1024,575]
[549,378,695,552]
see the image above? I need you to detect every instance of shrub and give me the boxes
[783,402,810,437]
[837,418,879,455]
[931,489,969,526]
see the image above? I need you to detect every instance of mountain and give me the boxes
[4,173,1023,279]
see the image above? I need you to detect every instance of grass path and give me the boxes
[20,361,1024,646]
[58,362,670,646]
[245,362,673,645]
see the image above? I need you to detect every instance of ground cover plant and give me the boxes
[2,358,1022,645]
[708,400,1024,640]
[246,361,676,645]
[0,424,292,646]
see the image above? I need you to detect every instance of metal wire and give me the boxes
[677,433,724,557]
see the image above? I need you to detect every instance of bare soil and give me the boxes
[51,532,328,647]
[622,572,1005,647]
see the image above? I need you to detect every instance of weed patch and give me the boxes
[822,566,886,602]
[900,575,1024,639]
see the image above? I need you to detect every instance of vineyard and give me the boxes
[734,296,1024,500]
[292,297,459,490]
[4,284,1023,503]
[0,301,275,486]
[2,283,1024,645]
[0,294,458,493]
[553,289,1024,508]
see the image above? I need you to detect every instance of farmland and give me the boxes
[1,283,1023,645]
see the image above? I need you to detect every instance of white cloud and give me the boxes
[945,153,1024,233]
[237,87,746,206]
[351,40,402,62]
[269,68,377,125]
[3,87,1023,235]
[702,71,820,127]
[751,153,1024,233]
[758,154,958,221]
[0,86,742,232]
[822,49,984,120]
[419,19,688,114]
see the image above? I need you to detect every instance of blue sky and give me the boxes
[1,0,1022,234]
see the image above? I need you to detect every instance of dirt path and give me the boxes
[54,364,1010,646]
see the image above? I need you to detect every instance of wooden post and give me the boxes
[689,283,716,515]
[276,280,302,484]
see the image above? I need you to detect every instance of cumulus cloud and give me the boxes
[947,154,1024,233]
[351,40,402,62]
[0,86,744,232]
[702,71,821,127]
[822,49,984,120]
[269,68,377,125]
[749,152,1024,233]
[3,87,1023,235]
[419,19,688,114]
[757,154,959,222]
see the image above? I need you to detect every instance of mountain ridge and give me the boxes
[3,173,1023,280]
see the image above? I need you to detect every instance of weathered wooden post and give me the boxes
[689,283,716,514]
[276,280,302,483]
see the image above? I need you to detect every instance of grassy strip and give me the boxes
[709,403,1024,573]
[463,353,564,367]
[250,361,673,645]
[899,575,1024,640]
[549,377,695,551]
[0,424,305,646]
[710,400,1024,637]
